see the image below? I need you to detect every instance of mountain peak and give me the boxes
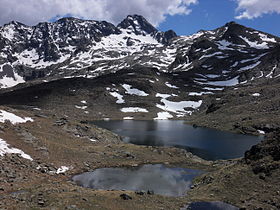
[225,21,238,27]
[125,14,150,24]
[56,17,81,23]
[117,14,157,35]
[4,20,27,27]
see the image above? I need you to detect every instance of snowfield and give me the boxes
[0,138,33,160]
[0,110,33,124]
[154,112,173,120]
[0,71,25,89]
[156,93,202,116]
[122,84,149,96]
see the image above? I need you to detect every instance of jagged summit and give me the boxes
[118,14,157,35]
[117,14,177,44]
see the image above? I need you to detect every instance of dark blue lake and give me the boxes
[93,120,262,160]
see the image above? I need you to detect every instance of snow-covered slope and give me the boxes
[0,15,176,88]
[0,16,280,90]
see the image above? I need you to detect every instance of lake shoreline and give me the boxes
[0,106,279,209]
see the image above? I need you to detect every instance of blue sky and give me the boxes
[158,0,280,36]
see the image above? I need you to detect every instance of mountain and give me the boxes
[0,16,279,89]
[0,15,280,210]
[0,15,177,87]
[0,15,280,126]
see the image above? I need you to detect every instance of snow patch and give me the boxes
[240,36,269,49]
[122,84,149,96]
[238,61,261,72]
[196,76,239,87]
[0,138,33,160]
[123,117,134,120]
[121,107,148,113]
[156,93,202,116]
[189,92,213,96]
[257,130,265,135]
[75,105,87,110]
[2,24,16,41]
[252,93,260,97]
[199,52,222,60]
[259,33,277,43]
[165,82,179,89]
[109,92,125,104]
[154,112,173,120]
[266,65,277,78]
[203,87,224,91]
[56,166,70,174]
[216,40,234,50]
[156,93,171,99]
[0,110,33,124]
[0,73,25,89]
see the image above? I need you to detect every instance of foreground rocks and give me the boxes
[244,131,280,177]
[0,106,211,209]
[187,133,280,210]
[0,106,279,209]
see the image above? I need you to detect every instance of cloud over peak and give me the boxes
[235,0,280,19]
[0,0,198,26]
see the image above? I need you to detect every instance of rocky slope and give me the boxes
[1,15,280,122]
[0,15,177,87]
[187,75,280,135]
[0,15,280,209]
[0,106,210,210]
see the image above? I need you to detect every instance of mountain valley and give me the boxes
[0,15,279,209]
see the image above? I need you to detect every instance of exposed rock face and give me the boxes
[0,14,177,87]
[118,14,158,35]
[0,15,280,126]
[0,15,279,91]
[244,131,280,175]
[245,132,280,162]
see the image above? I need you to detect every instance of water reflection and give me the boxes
[92,120,263,160]
[184,201,239,210]
[72,164,202,196]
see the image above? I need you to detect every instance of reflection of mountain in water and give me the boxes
[92,120,262,160]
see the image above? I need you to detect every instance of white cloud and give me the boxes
[235,0,280,19]
[0,0,198,26]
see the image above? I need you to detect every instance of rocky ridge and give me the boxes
[0,15,279,90]
[0,16,280,122]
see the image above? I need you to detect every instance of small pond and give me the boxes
[92,120,263,160]
[72,164,202,196]
[184,201,239,210]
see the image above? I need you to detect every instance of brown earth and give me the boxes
[0,106,213,209]
[188,77,280,136]
[0,74,279,209]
